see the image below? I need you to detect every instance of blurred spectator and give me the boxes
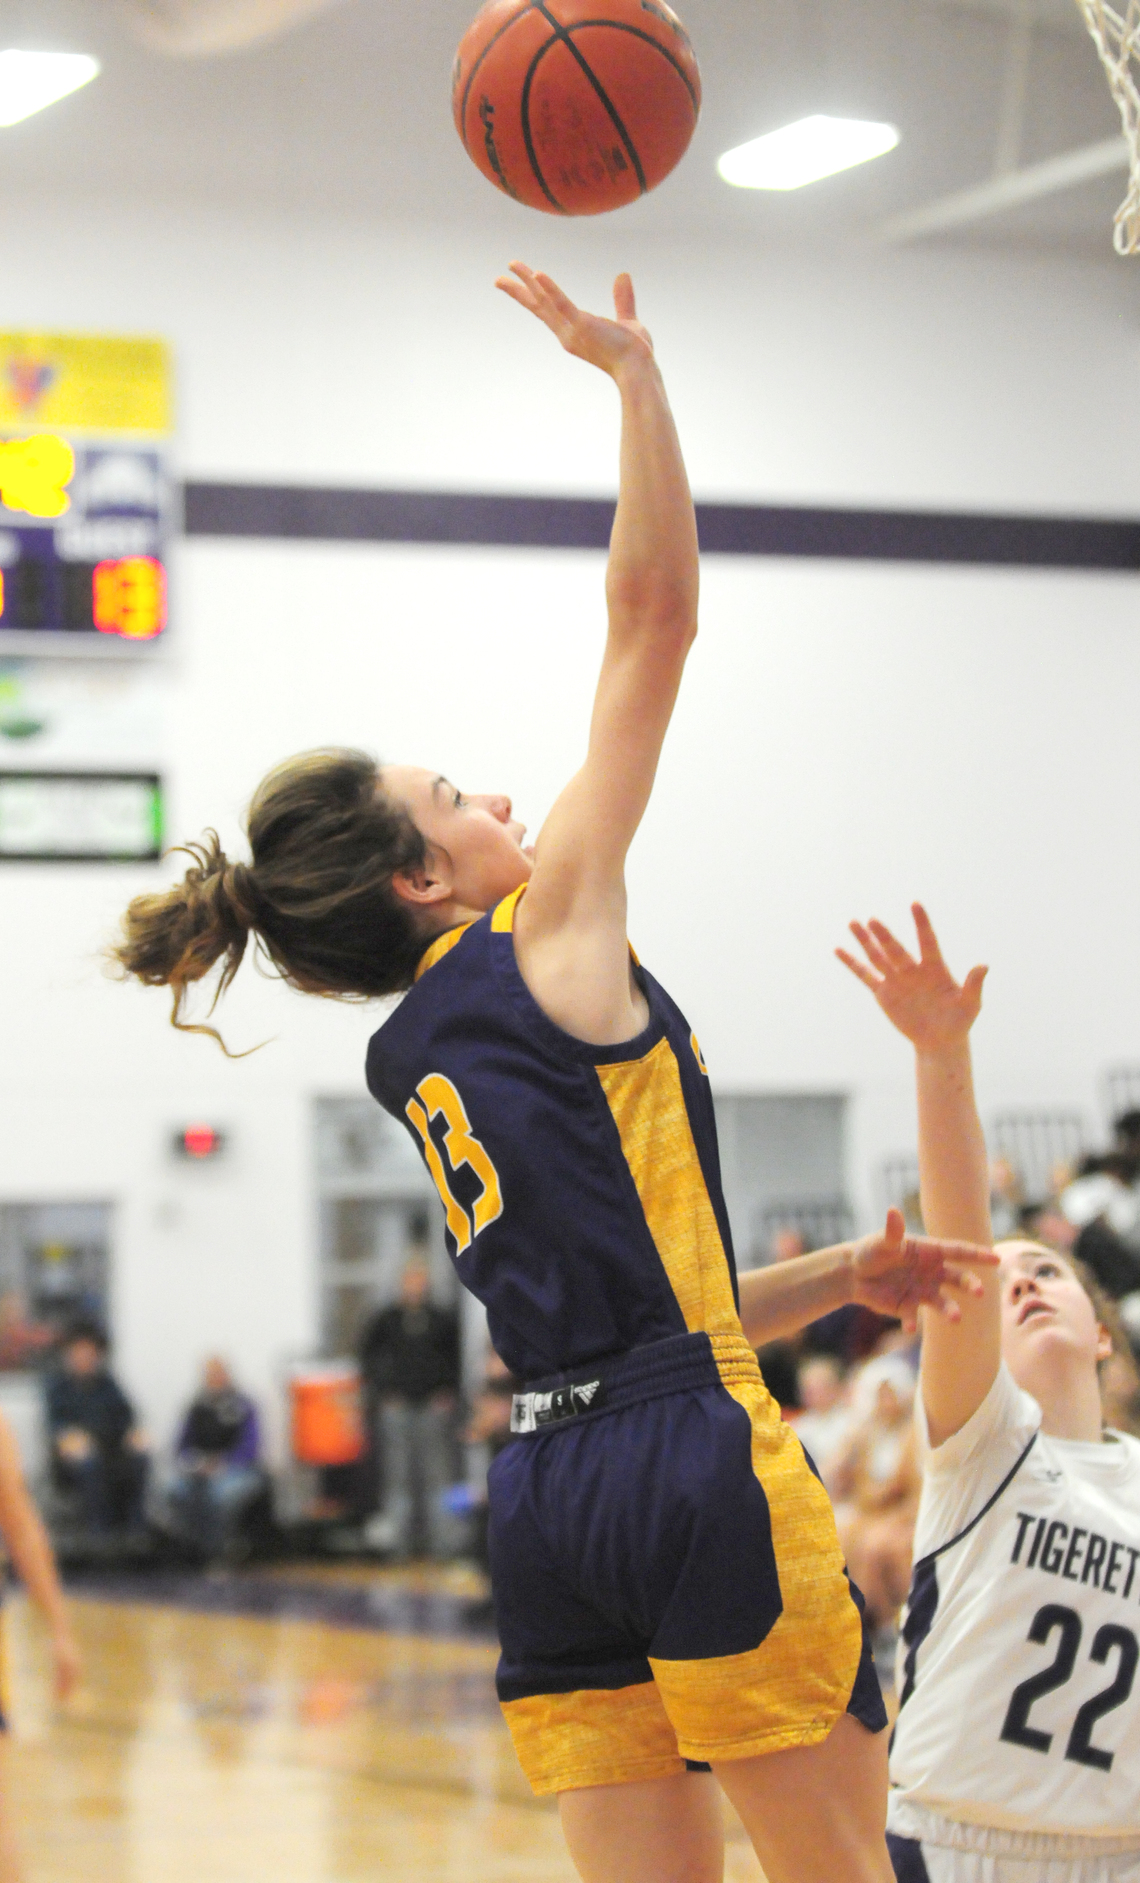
[1018,1199,1079,1255]
[361,1252,461,1558]
[0,1291,55,1372]
[46,1321,149,1537]
[462,1347,520,1573]
[1056,1153,1140,1301]
[1113,1109,1140,1163]
[167,1357,265,1564]
[1060,1153,1140,1242]
[768,1227,805,1266]
[833,1355,921,1634]
[789,1354,852,1492]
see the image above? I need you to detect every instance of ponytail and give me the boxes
[111,750,427,1050]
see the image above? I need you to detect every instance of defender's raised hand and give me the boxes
[850,1207,997,1334]
[836,903,987,1052]
[496,264,654,378]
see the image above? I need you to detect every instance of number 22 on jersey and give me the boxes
[406,1073,503,1255]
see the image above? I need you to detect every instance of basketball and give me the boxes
[452,0,701,216]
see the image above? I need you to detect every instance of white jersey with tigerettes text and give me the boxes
[888,1362,1140,1849]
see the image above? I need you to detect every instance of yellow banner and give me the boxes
[0,333,170,435]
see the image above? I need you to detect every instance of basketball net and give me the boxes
[1074,0,1140,252]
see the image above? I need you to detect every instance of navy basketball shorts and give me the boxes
[489,1330,886,1795]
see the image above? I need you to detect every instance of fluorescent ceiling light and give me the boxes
[718,115,900,191]
[0,51,100,129]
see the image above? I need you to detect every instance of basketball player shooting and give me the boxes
[115,268,996,1883]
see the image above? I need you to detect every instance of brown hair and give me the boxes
[111,749,428,1050]
[1077,1262,1140,1435]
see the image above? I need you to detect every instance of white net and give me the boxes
[1074,0,1140,252]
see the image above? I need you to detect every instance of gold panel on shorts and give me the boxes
[652,1337,862,1763]
[500,1681,685,1796]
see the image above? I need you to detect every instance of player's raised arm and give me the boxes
[837,905,1000,1446]
[495,264,698,1044]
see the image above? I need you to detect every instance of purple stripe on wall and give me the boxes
[182,482,1140,571]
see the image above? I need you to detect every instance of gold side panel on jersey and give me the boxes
[414,922,474,982]
[491,884,528,931]
[651,1335,862,1762]
[595,1037,738,1337]
[500,1682,684,1796]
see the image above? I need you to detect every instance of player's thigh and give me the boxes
[559,1769,724,1883]
[713,1712,892,1883]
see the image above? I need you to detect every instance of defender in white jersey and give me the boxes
[840,906,1140,1883]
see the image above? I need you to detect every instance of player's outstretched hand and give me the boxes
[851,1206,997,1334]
[836,903,987,1053]
[496,264,654,377]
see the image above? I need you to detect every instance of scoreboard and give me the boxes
[0,333,171,649]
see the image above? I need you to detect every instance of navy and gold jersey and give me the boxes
[367,884,881,1793]
[365,885,742,1381]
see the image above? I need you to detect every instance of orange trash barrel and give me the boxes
[289,1362,365,1465]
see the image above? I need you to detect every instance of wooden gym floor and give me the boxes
[2,1568,768,1881]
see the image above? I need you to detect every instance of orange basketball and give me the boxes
[452,0,701,216]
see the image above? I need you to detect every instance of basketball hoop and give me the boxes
[1074,0,1140,251]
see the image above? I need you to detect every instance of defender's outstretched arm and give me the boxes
[838,905,999,1446]
[496,265,698,1045]
[737,1209,996,1349]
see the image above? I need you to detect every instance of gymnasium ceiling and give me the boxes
[0,0,1129,257]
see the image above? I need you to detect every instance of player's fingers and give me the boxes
[963,964,989,1008]
[867,919,917,970]
[849,922,892,976]
[495,273,540,310]
[937,1241,999,1266]
[613,271,636,320]
[834,948,882,991]
[884,1207,906,1248]
[503,263,565,319]
[911,902,945,964]
[940,1263,987,1296]
[505,260,542,292]
[933,1287,963,1323]
[531,270,581,319]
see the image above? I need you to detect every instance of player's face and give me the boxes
[998,1241,1111,1393]
[382,764,533,912]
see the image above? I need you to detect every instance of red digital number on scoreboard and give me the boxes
[92,556,167,641]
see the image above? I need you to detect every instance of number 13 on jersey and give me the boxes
[406,1073,503,1254]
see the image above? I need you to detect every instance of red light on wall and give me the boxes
[93,556,166,640]
[173,1125,226,1161]
[0,570,4,619]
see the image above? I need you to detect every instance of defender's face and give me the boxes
[382,764,533,913]
[998,1242,1110,1391]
